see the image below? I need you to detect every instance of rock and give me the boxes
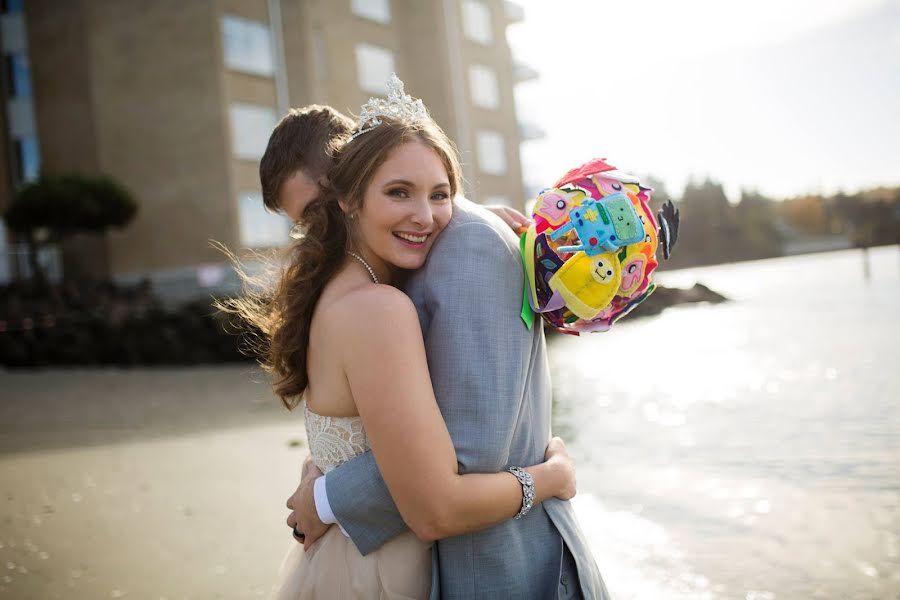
[632,283,728,318]
[545,282,729,334]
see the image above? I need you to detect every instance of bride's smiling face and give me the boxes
[350,140,453,278]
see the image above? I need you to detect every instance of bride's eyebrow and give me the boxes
[381,179,449,190]
[383,179,416,188]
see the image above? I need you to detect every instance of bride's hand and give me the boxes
[484,205,532,233]
[287,461,331,549]
[544,437,577,500]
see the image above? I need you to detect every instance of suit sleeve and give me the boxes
[324,451,407,555]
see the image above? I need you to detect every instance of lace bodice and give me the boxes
[304,403,370,473]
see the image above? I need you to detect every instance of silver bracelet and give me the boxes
[508,466,535,520]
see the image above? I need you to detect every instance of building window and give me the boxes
[221,15,275,77]
[229,103,277,160]
[352,0,391,24]
[1,9,27,53]
[239,192,290,248]
[355,43,395,94]
[14,241,61,283]
[476,130,506,175]
[0,221,10,284]
[5,53,30,97]
[468,64,499,109]
[7,96,35,139]
[462,0,493,45]
[1,0,24,14]
[13,135,39,183]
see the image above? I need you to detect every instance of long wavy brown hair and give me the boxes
[220,116,462,409]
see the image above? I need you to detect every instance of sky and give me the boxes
[507,0,900,202]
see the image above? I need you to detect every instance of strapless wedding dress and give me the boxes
[270,404,432,600]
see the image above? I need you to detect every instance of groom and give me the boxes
[283,193,610,596]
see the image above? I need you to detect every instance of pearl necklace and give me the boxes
[347,251,379,284]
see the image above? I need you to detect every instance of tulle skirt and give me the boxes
[270,527,432,600]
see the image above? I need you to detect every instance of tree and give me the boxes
[642,175,671,213]
[3,175,137,284]
[676,178,734,265]
[780,195,831,235]
[735,189,781,259]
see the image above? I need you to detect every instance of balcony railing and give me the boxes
[504,1,525,23]
[513,60,539,83]
[518,120,546,141]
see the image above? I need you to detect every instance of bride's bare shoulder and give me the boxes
[319,284,420,341]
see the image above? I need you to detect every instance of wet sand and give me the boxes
[1,367,308,600]
[5,319,897,600]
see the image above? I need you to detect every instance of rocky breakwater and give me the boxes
[632,282,728,318]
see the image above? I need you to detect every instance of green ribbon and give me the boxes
[519,231,535,330]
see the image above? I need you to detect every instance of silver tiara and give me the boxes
[349,73,429,141]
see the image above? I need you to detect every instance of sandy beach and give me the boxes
[4,249,899,600]
[1,367,307,600]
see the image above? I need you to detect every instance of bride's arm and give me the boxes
[337,285,573,542]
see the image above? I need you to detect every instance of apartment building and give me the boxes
[0,0,54,282]
[1,0,538,295]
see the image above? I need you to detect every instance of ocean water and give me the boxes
[549,246,900,600]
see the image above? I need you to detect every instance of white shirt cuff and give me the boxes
[313,474,349,537]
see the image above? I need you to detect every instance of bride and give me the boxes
[230,81,577,598]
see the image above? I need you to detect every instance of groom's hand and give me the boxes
[286,458,330,550]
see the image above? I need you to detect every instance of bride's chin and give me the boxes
[399,258,426,270]
[400,256,428,271]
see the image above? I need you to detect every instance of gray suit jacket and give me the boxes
[325,199,609,599]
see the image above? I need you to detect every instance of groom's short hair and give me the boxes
[259,105,354,212]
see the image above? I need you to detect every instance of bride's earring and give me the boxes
[289,222,305,240]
